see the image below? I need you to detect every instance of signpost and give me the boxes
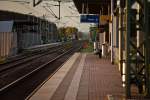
[80,14,99,24]
[81,14,100,54]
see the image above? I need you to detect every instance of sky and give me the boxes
[0,0,91,33]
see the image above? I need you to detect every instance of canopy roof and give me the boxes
[73,0,111,14]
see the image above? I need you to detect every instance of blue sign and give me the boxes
[80,14,99,23]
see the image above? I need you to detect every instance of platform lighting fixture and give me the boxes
[117,0,125,8]
[117,0,120,7]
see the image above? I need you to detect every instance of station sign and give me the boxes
[80,14,99,24]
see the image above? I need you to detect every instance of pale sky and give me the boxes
[0,0,91,32]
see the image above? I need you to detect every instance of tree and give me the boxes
[58,27,66,41]
[58,27,78,41]
[77,31,83,40]
[89,26,98,41]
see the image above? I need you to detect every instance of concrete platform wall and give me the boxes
[0,32,17,58]
[19,32,42,49]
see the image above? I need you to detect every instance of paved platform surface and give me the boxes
[29,53,124,100]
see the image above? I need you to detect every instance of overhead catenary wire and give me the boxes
[0,0,30,3]
[43,6,58,18]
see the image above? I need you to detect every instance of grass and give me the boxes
[81,41,94,52]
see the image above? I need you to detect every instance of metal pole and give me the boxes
[58,0,61,20]
[119,7,123,73]
[136,4,140,48]
[144,0,150,96]
[33,0,43,7]
[111,0,114,64]
[33,0,35,7]
[82,3,85,14]
[33,16,35,46]
[86,3,89,14]
[126,0,131,97]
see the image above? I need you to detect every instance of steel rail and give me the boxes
[0,47,63,73]
[0,44,62,65]
[0,46,79,93]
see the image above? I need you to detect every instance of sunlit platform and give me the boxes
[28,53,124,100]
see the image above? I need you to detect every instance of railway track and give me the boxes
[0,46,63,73]
[0,43,62,66]
[0,47,65,89]
[0,44,70,87]
[0,42,82,100]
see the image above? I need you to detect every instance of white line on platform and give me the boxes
[29,53,80,100]
[64,53,86,100]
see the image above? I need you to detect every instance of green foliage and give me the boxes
[0,57,6,64]
[58,27,78,41]
[89,26,98,41]
[65,27,78,36]
[81,41,93,52]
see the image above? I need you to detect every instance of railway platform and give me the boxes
[28,53,124,100]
